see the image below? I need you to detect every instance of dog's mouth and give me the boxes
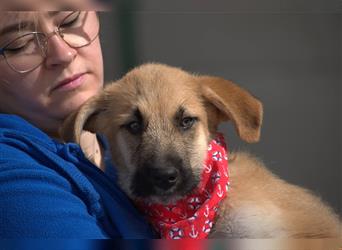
[130,165,200,204]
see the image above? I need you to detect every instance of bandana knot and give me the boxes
[136,133,230,239]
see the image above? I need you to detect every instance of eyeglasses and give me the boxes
[0,11,99,74]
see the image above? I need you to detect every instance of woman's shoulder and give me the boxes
[0,114,156,238]
[0,145,110,237]
[0,114,61,171]
[0,114,112,238]
[0,114,55,149]
[0,114,101,199]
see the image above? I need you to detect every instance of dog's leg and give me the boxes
[210,202,290,238]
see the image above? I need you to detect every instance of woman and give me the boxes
[0,11,155,238]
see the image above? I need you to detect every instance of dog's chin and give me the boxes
[147,181,200,205]
[130,171,201,205]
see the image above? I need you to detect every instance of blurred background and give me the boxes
[99,0,341,215]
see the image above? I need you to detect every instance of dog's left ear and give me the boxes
[199,76,263,143]
[59,92,108,144]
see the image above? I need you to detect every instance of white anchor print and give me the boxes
[179,213,188,220]
[204,189,212,200]
[154,209,164,217]
[189,224,199,238]
[164,217,176,223]
[171,207,187,219]
[204,163,212,173]
[217,184,224,198]
[204,204,210,218]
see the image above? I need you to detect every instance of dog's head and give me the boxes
[61,63,263,204]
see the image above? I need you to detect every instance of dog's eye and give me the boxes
[125,121,143,135]
[180,117,197,130]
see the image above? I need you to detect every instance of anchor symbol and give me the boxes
[189,225,199,238]
[205,163,212,173]
[204,190,212,199]
[217,184,224,197]
[155,210,164,217]
[204,204,210,217]
[179,212,187,220]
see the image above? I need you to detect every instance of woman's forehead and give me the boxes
[1,11,38,22]
[0,12,70,34]
[0,12,39,31]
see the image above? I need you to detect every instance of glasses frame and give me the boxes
[0,11,100,74]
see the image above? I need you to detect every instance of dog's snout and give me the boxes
[149,167,180,190]
[132,154,193,198]
[153,167,179,184]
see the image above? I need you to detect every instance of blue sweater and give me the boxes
[0,114,155,238]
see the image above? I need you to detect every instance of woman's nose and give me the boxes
[44,34,77,69]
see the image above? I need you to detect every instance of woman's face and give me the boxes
[0,11,104,136]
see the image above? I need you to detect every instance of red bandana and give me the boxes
[137,133,229,239]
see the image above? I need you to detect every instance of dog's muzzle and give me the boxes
[131,156,196,198]
[146,166,180,190]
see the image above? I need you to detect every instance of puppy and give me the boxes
[61,63,340,239]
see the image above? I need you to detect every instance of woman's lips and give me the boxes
[52,73,86,92]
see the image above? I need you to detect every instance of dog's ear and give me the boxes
[59,93,107,144]
[199,76,263,143]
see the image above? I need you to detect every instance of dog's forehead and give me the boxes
[107,64,205,119]
[128,64,194,88]
[123,64,199,102]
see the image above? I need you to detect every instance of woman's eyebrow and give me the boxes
[48,11,60,17]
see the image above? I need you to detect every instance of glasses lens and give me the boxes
[2,11,98,73]
[3,33,46,73]
[59,11,99,48]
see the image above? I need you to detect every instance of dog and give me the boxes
[61,63,341,239]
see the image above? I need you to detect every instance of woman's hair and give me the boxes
[0,12,40,33]
[0,12,42,48]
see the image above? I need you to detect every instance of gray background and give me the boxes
[99,0,341,215]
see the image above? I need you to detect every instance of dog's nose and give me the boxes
[150,167,180,190]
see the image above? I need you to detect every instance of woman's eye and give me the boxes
[6,46,25,53]
[180,117,197,130]
[60,12,80,28]
[5,39,34,54]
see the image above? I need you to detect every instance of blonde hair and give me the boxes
[0,12,40,33]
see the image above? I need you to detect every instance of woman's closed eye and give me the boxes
[5,37,36,54]
[60,12,81,28]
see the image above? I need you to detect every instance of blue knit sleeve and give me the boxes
[0,144,110,238]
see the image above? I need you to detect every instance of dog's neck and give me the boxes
[137,133,230,239]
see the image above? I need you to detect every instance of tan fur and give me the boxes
[60,63,341,238]
[213,152,340,238]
